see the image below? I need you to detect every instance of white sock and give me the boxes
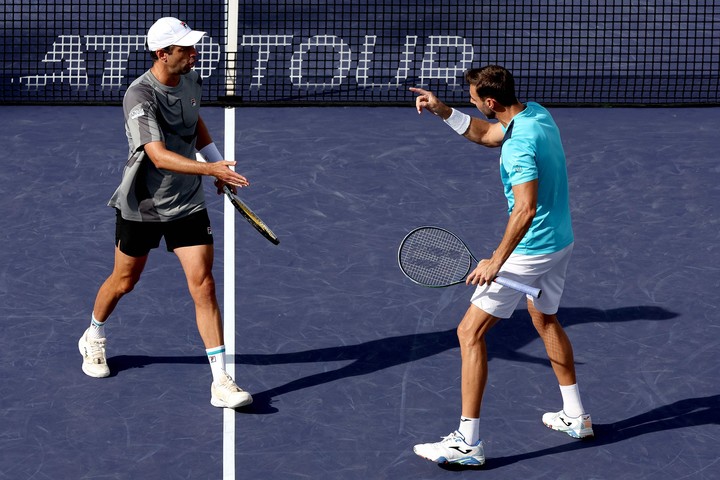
[206,346,226,383]
[88,314,105,339]
[458,416,480,445]
[559,384,585,417]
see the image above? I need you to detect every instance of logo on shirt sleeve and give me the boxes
[129,106,145,120]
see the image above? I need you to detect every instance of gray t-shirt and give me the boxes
[108,69,205,222]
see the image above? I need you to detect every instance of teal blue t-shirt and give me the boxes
[499,102,573,255]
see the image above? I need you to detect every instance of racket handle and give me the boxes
[494,276,542,299]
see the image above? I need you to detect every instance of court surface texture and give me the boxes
[1,105,718,479]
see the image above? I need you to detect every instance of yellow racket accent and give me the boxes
[223,185,279,245]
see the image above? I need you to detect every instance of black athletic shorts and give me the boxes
[115,209,214,257]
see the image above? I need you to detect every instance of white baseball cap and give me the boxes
[146,17,206,51]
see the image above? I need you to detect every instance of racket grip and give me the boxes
[494,276,542,298]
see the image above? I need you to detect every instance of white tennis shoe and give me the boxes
[78,328,110,378]
[542,410,594,438]
[413,431,485,466]
[211,372,253,409]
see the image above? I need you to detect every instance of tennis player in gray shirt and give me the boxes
[78,17,253,409]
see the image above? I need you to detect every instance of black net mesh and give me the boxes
[2,0,719,106]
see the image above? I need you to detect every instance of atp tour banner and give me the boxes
[2,0,481,106]
[6,33,474,104]
[2,0,718,105]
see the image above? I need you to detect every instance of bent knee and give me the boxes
[531,313,561,333]
[113,276,138,295]
[456,322,488,349]
[457,307,499,348]
[188,276,217,300]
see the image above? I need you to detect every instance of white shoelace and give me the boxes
[440,432,463,443]
[219,373,241,391]
[87,338,107,364]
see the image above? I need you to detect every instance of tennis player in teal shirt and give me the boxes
[409,65,592,467]
[500,101,574,255]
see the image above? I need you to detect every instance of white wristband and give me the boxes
[198,143,223,163]
[443,108,471,135]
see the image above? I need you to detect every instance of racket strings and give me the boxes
[399,228,472,286]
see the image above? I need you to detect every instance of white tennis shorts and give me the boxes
[470,243,573,319]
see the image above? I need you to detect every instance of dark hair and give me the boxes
[145,40,173,60]
[464,65,518,106]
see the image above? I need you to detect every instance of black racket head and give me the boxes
[397,226,473,287]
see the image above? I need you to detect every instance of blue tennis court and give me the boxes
[1,104,718,479]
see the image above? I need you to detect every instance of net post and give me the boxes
[222,1,239,480]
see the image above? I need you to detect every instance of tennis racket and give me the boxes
[223,185,279,245]
[397,226,541,298]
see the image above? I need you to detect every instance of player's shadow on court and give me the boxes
[486,304,678,368]
[444,393,720,471]
[234,305,677,414]
[108,305,677,416]
[108,354,207,376]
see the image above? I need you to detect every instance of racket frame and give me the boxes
[223,185,279,245]
[398,226,542,298]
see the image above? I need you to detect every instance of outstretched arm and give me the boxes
[409,87,504,148]
[144,115,249,190]
[144,141,249,188]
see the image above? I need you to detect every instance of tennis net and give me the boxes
[2,0,719,106]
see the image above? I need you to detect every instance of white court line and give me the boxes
[223,1,240,477]
[222,107,237,479]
